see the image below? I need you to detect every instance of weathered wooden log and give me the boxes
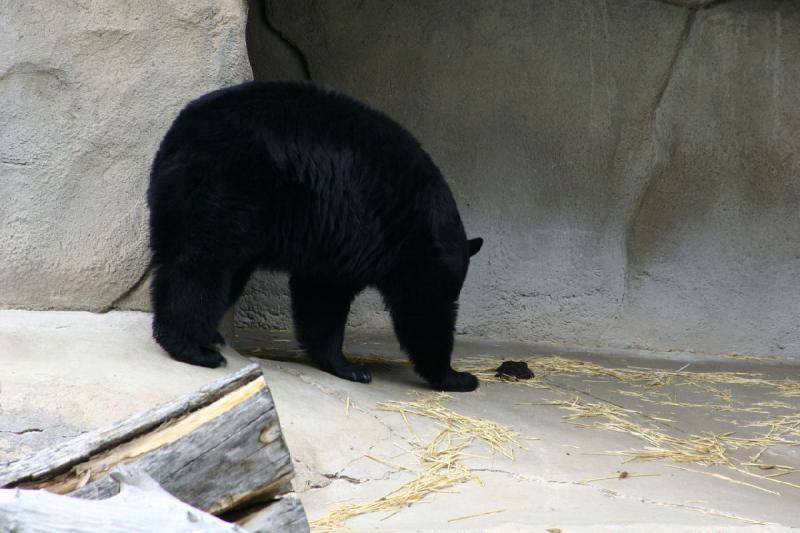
[0,364,263,487]
[0,363,308,532]
[0,465,246,532]
[227,491,308,533]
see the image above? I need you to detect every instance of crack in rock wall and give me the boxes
[241,0,800,358]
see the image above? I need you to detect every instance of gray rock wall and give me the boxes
[240,0,800,357]
[0,0,252,310]
[3,0,797,358]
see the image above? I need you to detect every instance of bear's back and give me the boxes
[149,82,463,281]
[172,81,434,186]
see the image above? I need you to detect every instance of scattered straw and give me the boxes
[469,355,800,401]
[312,351,799,530]
[310,431,475,532]
[377,393,523,458]
[483,353,800,490]
[312,393,524,530]
[745,413,800,440]
[545,397,731,466]
[544,395,800,472]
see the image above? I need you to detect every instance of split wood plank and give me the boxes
[0,465,246,532]
[0,363,308,531]
[0,364,262,487]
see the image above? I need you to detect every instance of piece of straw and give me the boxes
[447,508,505,522]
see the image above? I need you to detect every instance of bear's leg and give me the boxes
[384,294,478,392]
[289,276,371,383]
[151,261,229,368]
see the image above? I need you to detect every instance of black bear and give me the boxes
[147,81,483,392]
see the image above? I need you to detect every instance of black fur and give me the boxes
[147,81,482,392]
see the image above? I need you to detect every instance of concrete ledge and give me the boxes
[0,310,250,462]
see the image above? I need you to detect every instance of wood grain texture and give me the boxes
[0,465,247,532]
[0,363,307,531]
[237,493,309,533]
[0,364,263,487]
[65,376,294,514]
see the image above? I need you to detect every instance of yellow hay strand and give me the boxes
[546,397,754,466]
[686,508,773,526]
[377,393,523,458]
[447,508,505,522]
[581,472,660,483]
[665,465,779,495]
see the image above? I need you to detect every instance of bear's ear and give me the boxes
[468,237,483,257]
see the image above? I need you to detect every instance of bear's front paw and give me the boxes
[434,369,479,392]
[328,362,372,384]
[173,347,227,369]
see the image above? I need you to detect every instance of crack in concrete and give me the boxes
[0,428,45,436]
[303,465,406,493]
[257,362,434,496]
[264,360,415,447]
[473,467,780,525]
[0,158,33,167]
[322,472,362,485]
[473,468,606,489]
[262,1,312,80]
[652,10,696,117]
[626,7,696,228]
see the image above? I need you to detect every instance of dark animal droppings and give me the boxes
[495,361,534,380]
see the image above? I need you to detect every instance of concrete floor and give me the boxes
[2,311,799,531]
[0,310,250,462]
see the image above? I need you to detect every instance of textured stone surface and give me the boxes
[0,0,251,311]
[4,0,798,360]
[239,0,800,358]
